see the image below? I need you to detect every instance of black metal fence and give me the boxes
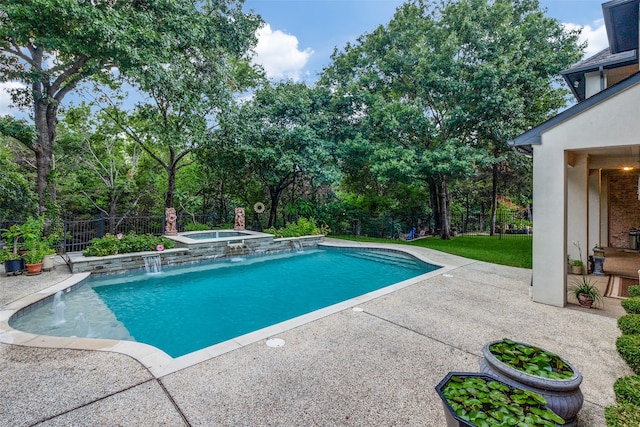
[1,209,531,254]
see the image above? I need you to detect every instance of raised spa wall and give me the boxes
[68,231,325,274]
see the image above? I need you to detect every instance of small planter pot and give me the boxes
[42,255,55,271]
[480,340,583,426]
[25,262,43,275]
[435,372,564,427]
[4,258,24,275]
[570,265,583,275]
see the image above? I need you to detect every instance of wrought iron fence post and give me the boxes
[97,214,105,239]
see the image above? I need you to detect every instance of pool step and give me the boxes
[344,251,423,270]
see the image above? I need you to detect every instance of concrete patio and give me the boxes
[0,240,631,426]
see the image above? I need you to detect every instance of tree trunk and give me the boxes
[268,187,283,228]
[165,165,176,209]
[439,179,451,240]
[33,98,58,214]
[428,178,441,233]
[489,162,498,236]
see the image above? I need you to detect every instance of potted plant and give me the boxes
[0,248,24,275]
[570,259,583,275]
[435,371,565,426]
[23,243,47,275]
[479,339,583,426]
[569,275,602,308]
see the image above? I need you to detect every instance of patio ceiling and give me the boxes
[580,145,640,170]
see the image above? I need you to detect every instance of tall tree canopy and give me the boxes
[321,0,582,238]
[221,82,336,227]
[0,0,261,213]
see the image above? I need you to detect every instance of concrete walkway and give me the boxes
[0,242,631,426]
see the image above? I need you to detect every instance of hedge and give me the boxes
[618,315,640,335]
[617,334,640,375]
[605,403,640,427]
[621,297,640,315]
[614,376,640,406]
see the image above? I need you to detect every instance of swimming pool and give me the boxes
[10,247,440,358]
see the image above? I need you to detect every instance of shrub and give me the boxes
[264,218,329,238]
[629,285,640,298]
[618,315,640,335]
[614,376,640,406]
[621,297,640,315]
[183,222,211,232]
[617,335,640,375]
[83,233,175,257]
[605,403,640,427]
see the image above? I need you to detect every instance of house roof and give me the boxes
[509,71,640,155]
[603,0,639,54]
[561,48,638,101]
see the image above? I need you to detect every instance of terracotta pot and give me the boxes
[479,340,583,426]
[25,262,43,275]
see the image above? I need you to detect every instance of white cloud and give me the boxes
[252,24,314,82]
[0,81,26,116]
[564,19,609,58]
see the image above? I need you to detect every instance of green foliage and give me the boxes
[489,339,574,380]
[628,286,640,298]
[621,298,640,315]
[0,248,21,262]
[263,218,329,238]
[614,376,640,406]
[441,375,565,426]
[183,222,212,232]
[605,403,640,427]
[616,335,640,375]
[83,233,175,257]
[618,315,640,336]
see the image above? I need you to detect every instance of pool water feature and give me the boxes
[10,247,439,358]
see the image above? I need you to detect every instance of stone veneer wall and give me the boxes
[70,235,325,274]
[608,173,640,248]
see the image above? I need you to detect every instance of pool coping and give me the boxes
[0,242,456,378]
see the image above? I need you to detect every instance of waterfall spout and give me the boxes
[50,290,66,327]
[143,255,162,274]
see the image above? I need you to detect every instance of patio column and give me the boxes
[530,144,570,307]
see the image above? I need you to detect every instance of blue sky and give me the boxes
[0,0,611,115]
[245,0,609,83]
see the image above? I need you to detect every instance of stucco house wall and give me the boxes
[531,81,640,306]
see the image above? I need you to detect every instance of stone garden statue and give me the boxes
[165,207,178,235]
[234,208,245,231]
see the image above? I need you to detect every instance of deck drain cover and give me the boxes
[352,307,364,312]
[443,274,454,278]
[266,338,285,348]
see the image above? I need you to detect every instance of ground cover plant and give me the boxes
[332,235,532,269]
[489,339,574,379]
[441,374,564,426]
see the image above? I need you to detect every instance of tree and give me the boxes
[56,105,140,231]
[0,0,261,213]
[321,0,581,238]
[225,82,335,228]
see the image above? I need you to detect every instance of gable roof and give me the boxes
[560,48,638,101]
[603,0,639,54]
[510,71,640,155]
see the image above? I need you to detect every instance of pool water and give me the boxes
[186,230,248,240]
[11,248,439,358]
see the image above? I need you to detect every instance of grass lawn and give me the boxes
[331,235,532,269]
